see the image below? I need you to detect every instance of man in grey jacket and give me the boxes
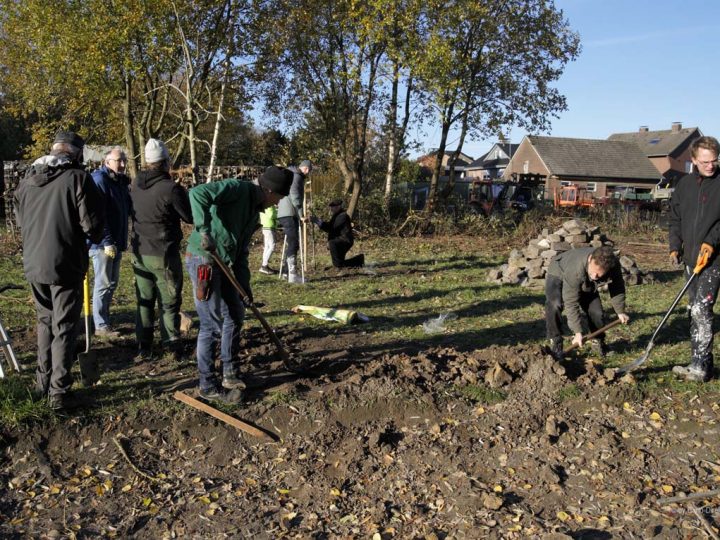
[277,160,312,283]
[14,131,105,410]
[545,245,630,361]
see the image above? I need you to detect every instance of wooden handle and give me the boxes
[208,252,291,363]
[174,391,275,440]
[563,318,622,354]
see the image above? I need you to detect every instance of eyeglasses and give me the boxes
[696,159,718,166]
[107,157,126,162]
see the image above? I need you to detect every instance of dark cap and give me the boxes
[328,199,343,207]
[299,160,313,171]
[53,130,85,148]
[259,166,293,197]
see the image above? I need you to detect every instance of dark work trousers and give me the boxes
[279,216,300,262]
[328,239,364,268]
[30,281,83,397]
[686,263,720,373]
[544,275,605,339]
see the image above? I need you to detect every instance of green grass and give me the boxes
[1,226,720,429]
[557,383,582,402]
[0,375,53,429]
[456,383,506,404]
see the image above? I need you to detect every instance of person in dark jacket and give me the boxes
[545,246,630,361]
[277,160,312,283]
[186,166,293,404]
[89,147,131,338]
[14,131,105,410]
[668,136,720,382]
[310,199,364,269]
[130,138,192,361]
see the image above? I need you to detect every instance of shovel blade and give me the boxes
[617,343,654,374]
[78,351,100,386]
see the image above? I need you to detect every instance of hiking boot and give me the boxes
[48,393,79,411]
[288,273,304,284]
[589,339,611,359]
[199,387,243,404]
[672,364,711,382]
[95,326,120,339]
[134,348,154,362]
[258,265,275,275]
[222,372,247,390]
[548,337,564,362]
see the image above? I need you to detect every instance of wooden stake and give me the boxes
[173,391,276,441]
[658,488,720,506]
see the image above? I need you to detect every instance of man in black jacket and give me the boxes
[130,138,193,361]
[669,136,720,382]
[14,131,105,410]
[310,200,364,269]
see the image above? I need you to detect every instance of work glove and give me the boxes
[617,313,630,324]
[693,243,714,274]
[572,332,583,348]
[200,233,216,252]
[104,245,117,259]
[669,251,681,267]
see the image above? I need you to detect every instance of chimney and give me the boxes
[672,122,682,132]
[639,126,649,132]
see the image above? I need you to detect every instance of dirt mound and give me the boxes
[1,340,718,538]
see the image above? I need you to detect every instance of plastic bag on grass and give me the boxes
[422,312,458,334]
[292,305,369,324]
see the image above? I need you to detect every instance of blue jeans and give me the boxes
[90,248,123,330]
[186,254,245,392]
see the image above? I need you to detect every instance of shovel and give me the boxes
[616,272,697,375]
[78,273,100,386]
[561,318,623,355]
[208,251,306,373]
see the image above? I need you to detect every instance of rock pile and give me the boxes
[486,218,654,288]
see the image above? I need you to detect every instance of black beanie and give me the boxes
[54,130,85,148]
[259,166,293,197]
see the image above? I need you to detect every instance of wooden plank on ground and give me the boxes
[173,391,276,441]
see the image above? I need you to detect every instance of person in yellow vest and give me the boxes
[258,204,278,275]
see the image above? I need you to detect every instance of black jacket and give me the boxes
[130,170,192,257]
[14,154,105,284]
[669,170,720,267]
[319,210,354,245]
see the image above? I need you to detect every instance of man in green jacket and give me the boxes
[545,245,630,360]
[186,166,293,404]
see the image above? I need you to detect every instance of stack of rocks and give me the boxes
[486,219,653,288]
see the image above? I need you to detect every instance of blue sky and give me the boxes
[415,0,720,160]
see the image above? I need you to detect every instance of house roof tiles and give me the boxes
[527,136,661,180]
[607,127,700,157]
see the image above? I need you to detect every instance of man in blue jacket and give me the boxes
[89,147,131,338]
[669,136,720,382]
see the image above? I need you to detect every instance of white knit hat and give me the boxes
[145,138,169,164]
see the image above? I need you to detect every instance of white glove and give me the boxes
[104,245,117,259]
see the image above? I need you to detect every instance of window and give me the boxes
[560,180,572,186]
[523,160,530,174]
[585,182,596,192]
[649,138,661,145]
[685,161,693,173]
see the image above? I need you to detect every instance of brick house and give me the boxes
[503,135,661,199]
[416,150,474,180]
[608,122,702,185]
[465,142,519,179]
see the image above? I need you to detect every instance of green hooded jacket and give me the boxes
[187,179,264,289]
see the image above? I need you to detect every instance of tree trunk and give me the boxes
[426,118,451,215]
[384,65,399,202]
[122,74,138,178]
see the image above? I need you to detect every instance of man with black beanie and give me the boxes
[14,131,105,410]
[185,166,293,404]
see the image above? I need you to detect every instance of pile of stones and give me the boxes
[486,219,654,288]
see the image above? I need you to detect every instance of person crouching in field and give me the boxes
[545,245,630,361]
[185,166,293,405]
[310,199,364,271]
